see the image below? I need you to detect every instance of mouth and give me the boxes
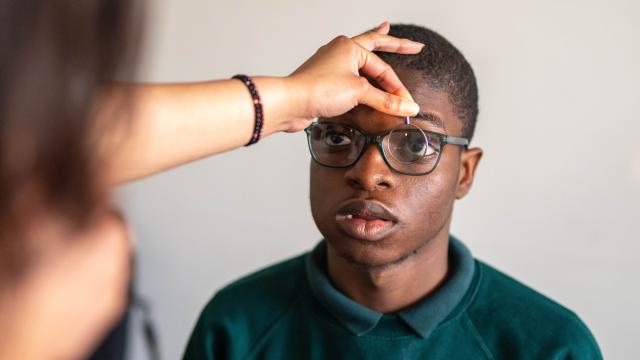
[335,199,399,242]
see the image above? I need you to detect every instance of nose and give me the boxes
[344,143,396,191]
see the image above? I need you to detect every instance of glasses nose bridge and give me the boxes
[358,134,389,164]
[362,133,386,149]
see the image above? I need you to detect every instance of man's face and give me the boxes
[309,68,476,267]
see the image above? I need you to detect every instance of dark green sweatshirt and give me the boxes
[184,237,601,360]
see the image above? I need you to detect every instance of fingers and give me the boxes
[355,33,424,54]
[358,78,419,116]
[356,46,414,100]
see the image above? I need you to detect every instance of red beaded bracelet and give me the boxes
[232,74,264,146]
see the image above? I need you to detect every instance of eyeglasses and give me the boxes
[304,121,469,176]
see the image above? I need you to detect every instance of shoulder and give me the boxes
[202,253,306,325]
[464,261,602,359]
[183,254,307,359]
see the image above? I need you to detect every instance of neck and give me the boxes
[327,226,451,313]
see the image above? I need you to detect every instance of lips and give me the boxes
[335,199,399,241]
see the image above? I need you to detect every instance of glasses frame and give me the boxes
[304,121,470,176]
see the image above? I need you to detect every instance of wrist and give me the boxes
[248,77,289,135]
[283,74,313,119]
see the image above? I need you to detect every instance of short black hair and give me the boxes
[376,24,479,141]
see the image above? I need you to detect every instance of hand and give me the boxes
[284,21,423,132]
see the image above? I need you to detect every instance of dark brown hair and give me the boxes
[376,24,479,141]
[0,0,143,283]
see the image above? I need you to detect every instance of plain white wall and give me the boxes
[119,0,640,358]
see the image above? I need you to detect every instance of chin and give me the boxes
[327,236,416,269]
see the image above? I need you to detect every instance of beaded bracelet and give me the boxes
[232,74,264,146]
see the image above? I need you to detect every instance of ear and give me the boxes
[455,147,483,199]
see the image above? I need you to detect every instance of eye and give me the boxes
[323,131,352,146]
[424,142,436,156]
[404,132,429,156]
[388,129,440,164]
[408,139,426,154]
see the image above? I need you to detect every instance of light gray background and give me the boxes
[119,0,640,359]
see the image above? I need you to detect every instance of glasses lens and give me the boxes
[385,125,442,174]
[308,123,364,167]
[387,125,428,163]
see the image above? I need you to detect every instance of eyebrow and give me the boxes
[412,112,445,129]
[341,108,445,129]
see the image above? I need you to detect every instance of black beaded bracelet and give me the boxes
[232,74,264,146]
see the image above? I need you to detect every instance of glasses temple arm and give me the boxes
[443,135,469,146]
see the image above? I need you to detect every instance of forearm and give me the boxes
[100,27,423,185]
[103,77,299,184]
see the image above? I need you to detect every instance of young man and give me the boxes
[183,24,601,359]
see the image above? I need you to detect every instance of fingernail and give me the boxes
[403,101,420,115]
[377,21,389,29]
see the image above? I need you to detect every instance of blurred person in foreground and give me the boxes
[0,0,423,358]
